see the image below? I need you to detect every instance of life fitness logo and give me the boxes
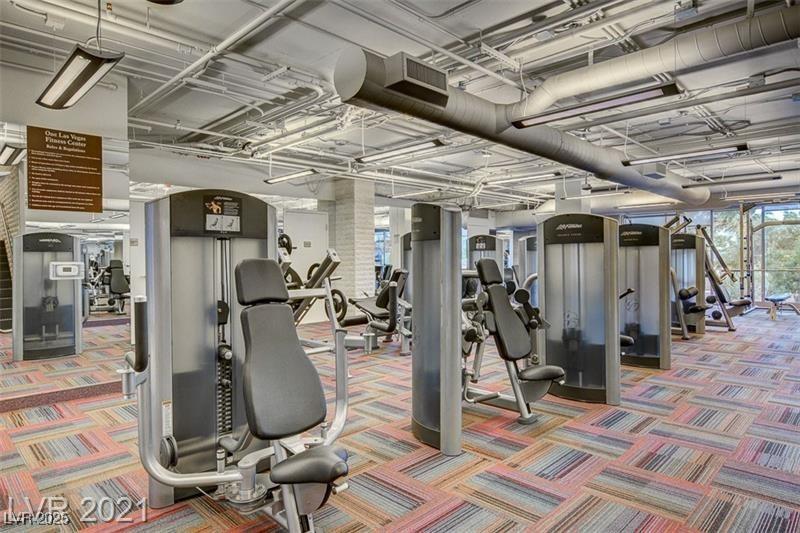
[620,231,642,237]
[38,238,62,244]
[555,223,582,231]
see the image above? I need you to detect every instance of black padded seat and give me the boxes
[518,365,565,382]
[767,293,791,303]
[269,445,349,485]
[687,304,711,314]
[348,297,390,319]
[729,298,751,307]
[620,335,635,347]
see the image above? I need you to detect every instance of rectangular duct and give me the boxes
[385,52,449,108]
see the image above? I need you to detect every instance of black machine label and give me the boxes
[619,224,661,247]
[543,214,605,245]
[671,233,697,250]
[204,195,242,234]
[170,190,268,239]
[411,203,441,242]
[23,232,73,252]
[470,235,495,251]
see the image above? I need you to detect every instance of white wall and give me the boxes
[283,210,329,323]
[128,200,146,342]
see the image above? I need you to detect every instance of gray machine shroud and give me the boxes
[619,224,671,370]
[538,213,620,405]
[144,189,277,508]
[410,203,462,456]
[13,232,83,360]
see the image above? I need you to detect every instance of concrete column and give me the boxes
[330,179,375,299]
[389,207,411,269]
[555,180,590,213]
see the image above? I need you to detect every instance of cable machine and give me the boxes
[13,232,84,360]
[618,224,671,369]
[538,213,620,405]
[142,189,277,507]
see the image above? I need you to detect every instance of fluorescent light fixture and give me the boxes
[109,213,127,219]
[0,144,26,165]
[622,144,748,166]
[356,139,445,163]
[617,202,676,210]
[36,44,124,109]
[561,188,631,200]
[513,82,680,128]
[724,191,800,202]
[390,188,442,199]
[479,201,519,210]
[489,172,559,185]
[682,174,783,188]
[264,169,317,184]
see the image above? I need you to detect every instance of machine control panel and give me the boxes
[49,261,85,280]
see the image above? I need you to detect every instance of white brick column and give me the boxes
[329,179,375,299]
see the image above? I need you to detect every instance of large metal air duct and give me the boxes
[335,49,710,205]
[507,4,800,119]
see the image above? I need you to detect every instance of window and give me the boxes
[375,229,390,267]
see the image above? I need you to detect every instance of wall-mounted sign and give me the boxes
[26,125,103,212]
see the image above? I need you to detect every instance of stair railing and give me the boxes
[0,201,12,276]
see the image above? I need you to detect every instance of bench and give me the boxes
[766,293,792,320]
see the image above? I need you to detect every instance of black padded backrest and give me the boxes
[485,284,531,361]
[109,267,129,294]
[109,259,123,269]
[376,269,408,308]
[235,259,290,305]
[476,259,504,287]
[236,260,327,440]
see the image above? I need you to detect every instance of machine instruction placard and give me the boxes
[203,195,242,234]
[26,126,103,213]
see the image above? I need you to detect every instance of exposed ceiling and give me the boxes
[1,0,798,214]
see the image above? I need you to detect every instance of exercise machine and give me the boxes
[538,214,620,405]
[411,203,462,455]
[400,232,412,305]
[740,208,800,316]
[697,225,751,331]
[670,231,709,339]
[618,224,671,369]
[515,234,538,305]
[13,232,84,360]
[461,258,564,424]
[341,269,412,355]
[121,258,350,532]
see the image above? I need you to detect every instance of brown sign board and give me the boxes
[26,125,103,213]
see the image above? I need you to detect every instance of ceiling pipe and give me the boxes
[334,48,710,205]
[128,0,307,115]
[506,4,800,120]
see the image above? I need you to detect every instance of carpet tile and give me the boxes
[0,313,798,530]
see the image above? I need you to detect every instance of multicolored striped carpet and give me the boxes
[0,325,130,411]
[1,312,799,531]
